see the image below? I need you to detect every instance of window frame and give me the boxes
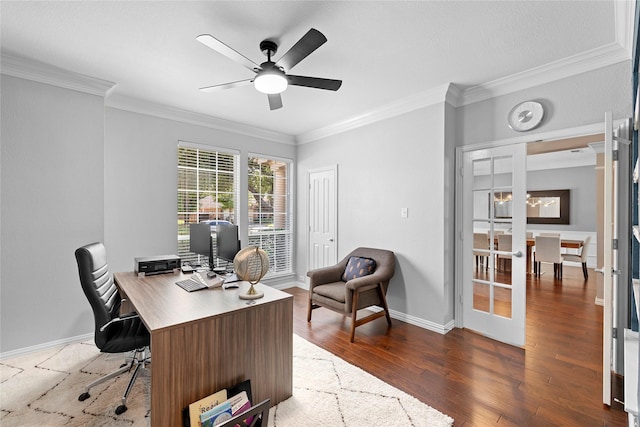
[247,153,294,278]
[177,141,240,266]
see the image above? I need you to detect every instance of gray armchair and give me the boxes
[307,247,395,342]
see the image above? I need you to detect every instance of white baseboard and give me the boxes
[387,309,455,335]
[297,281,453,335]
[595,296,605,306]
[0,332,93,360]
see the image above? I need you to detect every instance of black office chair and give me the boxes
[75,242,150,415]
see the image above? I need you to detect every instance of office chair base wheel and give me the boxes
[78,392,90,401]
[115,405,127,415]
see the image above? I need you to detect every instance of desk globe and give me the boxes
[234,246,269,299]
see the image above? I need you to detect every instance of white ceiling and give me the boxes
[0,1,631,139]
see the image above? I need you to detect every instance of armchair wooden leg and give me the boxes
[377,284,392,326]
[348,284,392,343]
[350,290,360,343]
[307,295,313,322]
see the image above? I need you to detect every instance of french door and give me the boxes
[602,113,632,406]
[461,143,527,346]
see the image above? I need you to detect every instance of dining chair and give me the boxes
[534,236,563,279]
[473,232,490,271]
[562,235,591,280]
[496,233,512,272]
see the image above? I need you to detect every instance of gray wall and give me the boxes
[296,61,630,332]
[0,76,296,354]
[0,58,632,353]
[457,61,631,146]
[526,165,597,232]
[104,107,296,274]
[1,75,105,352]
[296,102,456,328]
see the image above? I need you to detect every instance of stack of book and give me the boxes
[184,380,258,427]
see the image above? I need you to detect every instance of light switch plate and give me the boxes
[401,207,408,218]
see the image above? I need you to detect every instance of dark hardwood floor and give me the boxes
[283,264,628,426]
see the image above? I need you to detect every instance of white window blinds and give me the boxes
[177,144,239,264]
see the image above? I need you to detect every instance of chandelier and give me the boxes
[494,192,512,204]
[526,193,555,208]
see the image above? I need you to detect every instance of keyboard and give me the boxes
[175,273,208,292]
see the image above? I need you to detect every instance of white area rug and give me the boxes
[0,334,453,426]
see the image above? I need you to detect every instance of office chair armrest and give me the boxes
[99,312,140,332]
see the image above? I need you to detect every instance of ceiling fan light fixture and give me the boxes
[254,66,288,94]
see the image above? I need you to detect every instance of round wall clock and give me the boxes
[507,101,544,132]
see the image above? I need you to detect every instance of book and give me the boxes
[200,401,233,427]
[228,390,250,414]
[187,389,228,427]
[184,379,255,427]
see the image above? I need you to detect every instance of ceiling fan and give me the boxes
[196,28,342,110]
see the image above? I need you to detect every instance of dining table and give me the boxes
[490,236,584,274]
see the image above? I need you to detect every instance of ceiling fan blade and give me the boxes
[268,93,283,110]
[288,75,342,91]
[196,34,260,73]
[199,79,253,92]
[275,28,327,71]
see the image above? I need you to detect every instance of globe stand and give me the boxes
[234,246,269,300]
[239,282,264,300]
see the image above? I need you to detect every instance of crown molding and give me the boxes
[0,53,115,96]
[105,94,296,145]
[297,83,458,144]
[460,42,630,106]
[456,119,627,154]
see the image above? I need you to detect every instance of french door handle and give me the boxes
[594,268,620,276]
[328,238,334,242]
[512,251,523,258]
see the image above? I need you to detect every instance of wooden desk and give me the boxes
[114,272,293,427]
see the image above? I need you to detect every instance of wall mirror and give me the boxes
[492,189,570,224]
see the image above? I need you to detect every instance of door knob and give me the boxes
[512,251,523,258]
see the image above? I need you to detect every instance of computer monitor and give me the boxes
[216,223,240,264]
[189,223,213,268]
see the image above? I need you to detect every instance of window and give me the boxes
[177,143,239,264]
[247,156,292,276]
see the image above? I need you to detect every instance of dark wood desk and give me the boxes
[114,272,293,427]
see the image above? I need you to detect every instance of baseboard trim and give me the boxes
[1,333,93,360]
[595,297,605,306]
[290,281,454,335]
[386,309,455,335]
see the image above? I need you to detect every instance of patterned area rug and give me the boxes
[1,334,453,426]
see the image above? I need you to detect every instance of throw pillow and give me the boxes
[342,256,377,281]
